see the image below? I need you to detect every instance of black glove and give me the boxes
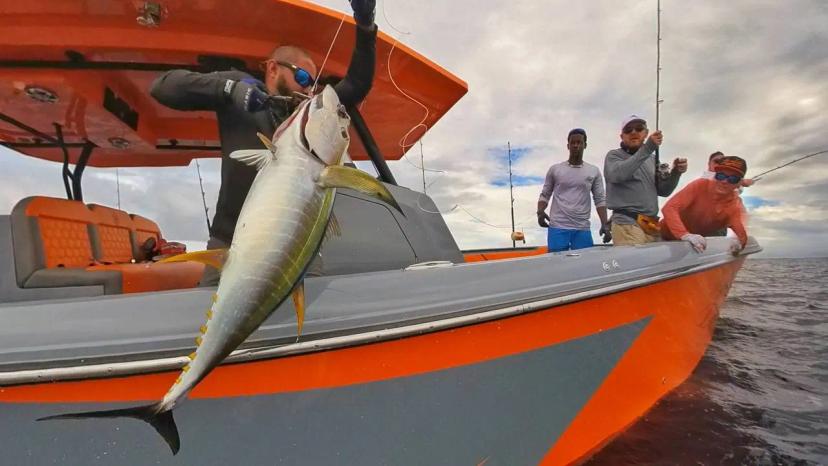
[349,0,375,28]
[599,224,612,244]
[537,211,550,228]
[226,78,269,113]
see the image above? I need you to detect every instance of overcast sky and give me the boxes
[1,0,826,258]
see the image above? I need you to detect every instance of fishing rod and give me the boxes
[115,168,121,209]
[420,140,427,194]
[655,0,662,133]
[194,159,212,232]
[654,0,665,180]
[752,149,828,181]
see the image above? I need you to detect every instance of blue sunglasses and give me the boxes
[714,172,742,184]
[276,60,315,88]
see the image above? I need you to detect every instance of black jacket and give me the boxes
[150,24,377,243]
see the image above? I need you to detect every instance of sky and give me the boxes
[1,0,827,258]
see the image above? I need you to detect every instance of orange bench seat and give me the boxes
[11,196,205,294]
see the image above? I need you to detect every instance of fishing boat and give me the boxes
[0,1,761,464]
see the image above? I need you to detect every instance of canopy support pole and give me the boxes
[347,105,397,186]
[0,112,98,201]
[54,124,74,200]
[71,142,95,202]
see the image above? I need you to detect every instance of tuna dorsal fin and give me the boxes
[318,166,404,216]
[256,132,277,153]
[229,149,274,171]
[38,404,180,455]
[291,280,305,340]
[159,249,228,270]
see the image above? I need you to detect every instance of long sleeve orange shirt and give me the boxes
[660,178,748,247]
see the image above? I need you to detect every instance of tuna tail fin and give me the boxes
[37,404,180,455]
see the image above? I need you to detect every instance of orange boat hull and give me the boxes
[0,258,742,464]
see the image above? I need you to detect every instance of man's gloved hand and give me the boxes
[349,0,376,28]
[537,211,550,228]
[728,237,743,256]
[599,224,612,244]
[681,233,706,253]
[227,78,269,113]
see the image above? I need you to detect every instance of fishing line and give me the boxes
[387,40,431,156]
[382,0,455,219]
[752,149,828,181]
[453,205,536,230]
[415,195,457,215]
[311,11,348,95]
[381,0,412,35]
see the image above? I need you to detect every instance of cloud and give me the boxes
[1,0,827,259]
[741,196,780,211]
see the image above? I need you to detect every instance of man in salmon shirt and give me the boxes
[660,156,749,254]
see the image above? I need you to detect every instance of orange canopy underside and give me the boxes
[0,0,467,167]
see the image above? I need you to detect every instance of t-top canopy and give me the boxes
[0,0,467,167]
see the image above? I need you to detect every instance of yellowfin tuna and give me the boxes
[38,85,403,454]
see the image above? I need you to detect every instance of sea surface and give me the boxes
[588,258,828,465]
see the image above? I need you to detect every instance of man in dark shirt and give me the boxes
[150,0,377,285]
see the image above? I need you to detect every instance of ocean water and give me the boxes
[588,258,828,465]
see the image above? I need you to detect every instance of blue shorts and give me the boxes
[547,228,594,252]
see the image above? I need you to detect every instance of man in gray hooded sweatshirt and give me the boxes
[604,115,687,245]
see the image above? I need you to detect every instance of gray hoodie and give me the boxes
[603,139,681,224]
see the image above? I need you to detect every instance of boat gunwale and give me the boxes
[0,246,758,387]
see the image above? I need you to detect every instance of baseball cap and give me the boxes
[621,115,647,130]
[714,156,747,177]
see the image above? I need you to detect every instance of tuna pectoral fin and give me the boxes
[229,149,274,171]
[292,280,306,339]
[319,166,405,216]
[159,249,228,270]
[38,404,180,455]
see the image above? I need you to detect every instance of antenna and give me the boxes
[194,159,211,233]
[115,168,121,209]
[508,142,516,248]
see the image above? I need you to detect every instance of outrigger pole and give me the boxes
[508,142,516,248]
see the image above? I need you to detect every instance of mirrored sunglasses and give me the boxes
[276,60,315,88]
[623,125,648,134]
[714,172,742,184]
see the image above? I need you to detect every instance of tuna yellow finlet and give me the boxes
[195,336,203,346]
[200,324,208,334]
